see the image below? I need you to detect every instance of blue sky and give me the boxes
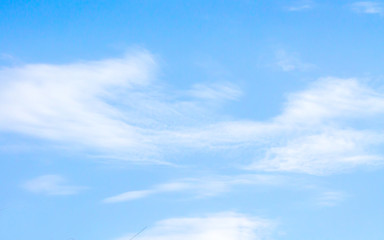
[1,0,384,239]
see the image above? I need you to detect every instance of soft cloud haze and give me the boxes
[316,191,347,207]
[116,212,276,240]
[275,50,314,72]
[2,55,384,174]
[351,1,384,15]
[0,52,155,152]
[286,0,315,11]
[2,1,384,240]
[22,175,85,195]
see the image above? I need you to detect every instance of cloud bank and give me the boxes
[2,51,384,174]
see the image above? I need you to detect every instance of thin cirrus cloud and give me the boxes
[2,51,384,174]
[22,174,86,195]
[351,1,384,15]
[115,212,276,240]
[103,174,284,203]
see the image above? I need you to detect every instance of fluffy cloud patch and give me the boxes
[0,52,155,152]
[115,212,276,240]
[246,78,384,174]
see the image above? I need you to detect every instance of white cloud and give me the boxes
[104,174,283,203]
[2,51,384,175]
[22,174,85,195]
[0,51,241,161]
[286,0,315,12]
[250,129,383,175]
[115,212,276,240]
[104,182,189,203]
[351,2,384,15]
[169,78,384,174]
[276,78,384,125]
[275,50,314,72]
[245,78,384,175]
[0,51,156,153]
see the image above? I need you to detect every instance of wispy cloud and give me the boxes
[0,51,241,161]
[2,51,384,175]
[250,129,383,175]
[0,53,20,65]
[316,191,347,207]
[286,0,315,12]
[0,51,156,154]
[172,78,384,174]
[115,212,276,240]
[351,2,384,15]
[22,175,86,195]
[103,174,284,203]
[246,78,384,174]
[275,50,314,72]
[188,82,242,101]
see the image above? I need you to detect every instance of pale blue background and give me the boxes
[1,1,384,239]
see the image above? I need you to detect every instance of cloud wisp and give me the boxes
[0,52,156,153]
[351,2,384,15]
[275,50,315,72]
[0,51,242,161]
[246,78,384,174]
[170,78,384,174]
[115,212,276,240]
[316,191,346,207]
[22,174,86,195]
[103,174,284,203]
[286,0,315,12]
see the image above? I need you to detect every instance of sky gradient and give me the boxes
[1,1,384,239]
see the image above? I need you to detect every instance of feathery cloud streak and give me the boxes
[104,174,284,203]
